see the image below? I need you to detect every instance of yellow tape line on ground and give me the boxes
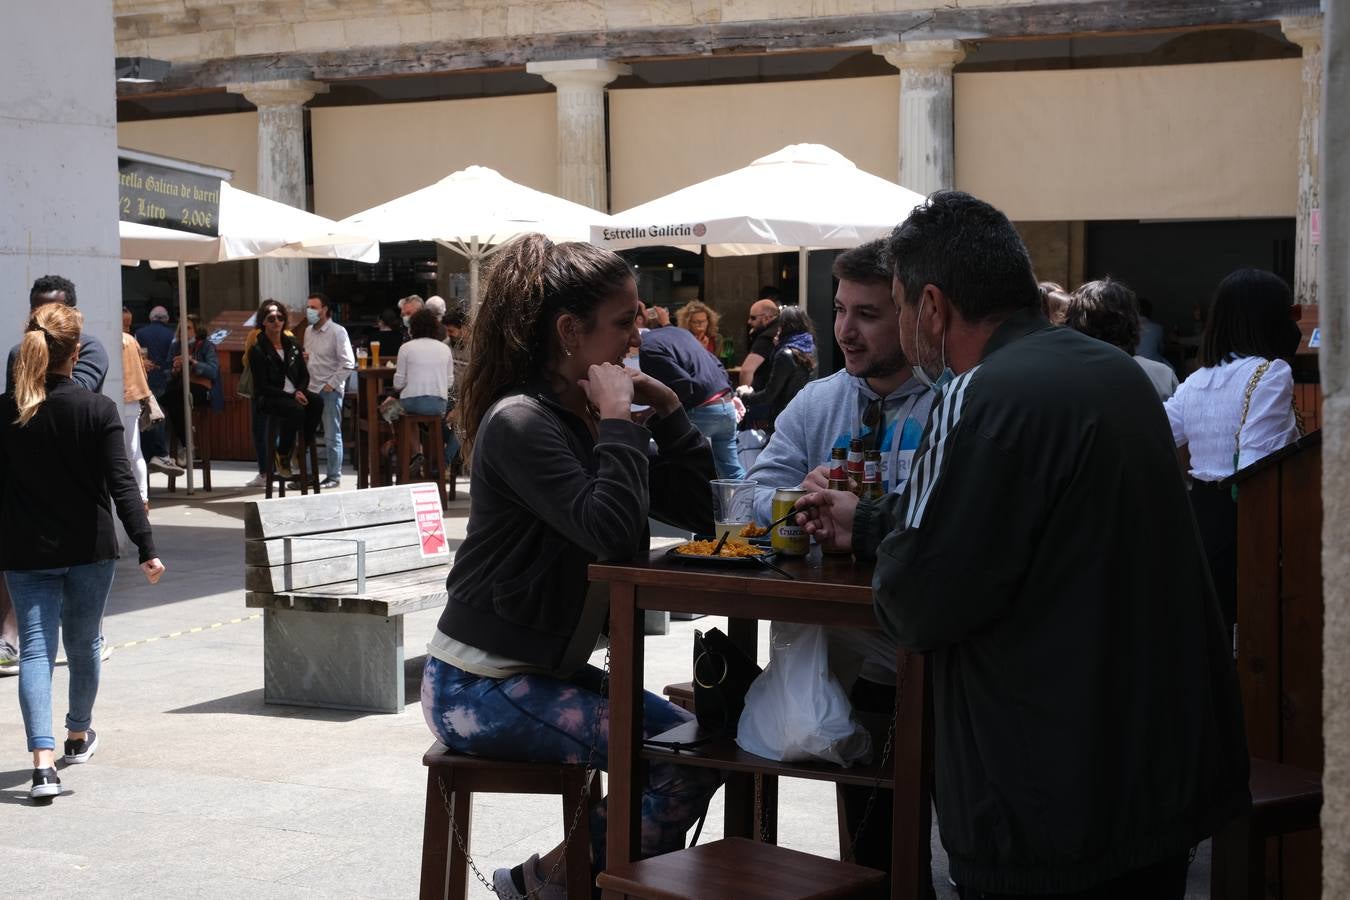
[53,614,262,665]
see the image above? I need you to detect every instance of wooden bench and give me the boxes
[243,485,452,713]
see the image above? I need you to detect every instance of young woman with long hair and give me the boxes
[1165,268,1304,632]
[422,234,721,899]
[247,299,322,479]
[0,303,165,802]
[242,299,284,487]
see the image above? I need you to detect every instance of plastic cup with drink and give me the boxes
[711,479,757,540]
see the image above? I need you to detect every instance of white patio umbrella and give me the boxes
[121,181,380,266]
[120,182,379,493]
[592,143,927,306]
[340,165,612,313]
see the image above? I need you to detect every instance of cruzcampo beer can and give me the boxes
[770,488,809,556]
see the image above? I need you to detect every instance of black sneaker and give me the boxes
[30,767,62,800]
[62,729,98,764]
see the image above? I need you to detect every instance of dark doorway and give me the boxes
[1085,217,1294,332]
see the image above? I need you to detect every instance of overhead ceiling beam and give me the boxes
[117,0,1320,98]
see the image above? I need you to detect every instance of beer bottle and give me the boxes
[826,446,850,493]
[860,450,884,501]
[846,438,865,495]
[823,446,854,556]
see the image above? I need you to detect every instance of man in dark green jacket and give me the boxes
[799,191,1249,898]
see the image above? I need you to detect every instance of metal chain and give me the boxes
[848,650,909,860]
[437,645,611,897]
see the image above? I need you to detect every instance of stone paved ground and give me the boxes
[0,463,1211,898]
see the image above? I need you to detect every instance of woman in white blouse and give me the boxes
[394,308,455,415]
[393,308,456,466]
[1165,269,1303,632]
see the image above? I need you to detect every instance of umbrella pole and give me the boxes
[178,261,194,495]
[798,247,809,307]
[469,236,480,318]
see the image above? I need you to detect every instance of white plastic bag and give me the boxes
[735,622,872,767]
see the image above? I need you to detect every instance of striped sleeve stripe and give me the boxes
[904,367,978,530]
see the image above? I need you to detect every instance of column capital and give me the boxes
[873,39,966,72]
[1280,15,1324,52]
[227,79,329,108]
[526,58,631,89]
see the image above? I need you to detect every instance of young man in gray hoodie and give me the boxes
[747,240,933,524]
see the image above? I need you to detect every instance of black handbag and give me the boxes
[691,627,762,736]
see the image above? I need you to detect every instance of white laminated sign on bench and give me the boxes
[243,485,452,713]
[410,483,449,559]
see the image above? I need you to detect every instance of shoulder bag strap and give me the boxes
[1231,360,1272,501]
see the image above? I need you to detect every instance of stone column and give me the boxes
[3,1,122,401]
[1281,16,1324,306]
[526,59,630,211]
[1320,1,1349,895]
[226,79,328,307]
[874,40,966,196]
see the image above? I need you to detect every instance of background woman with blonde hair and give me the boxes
[676,299,720,357]
[0,303,165,803]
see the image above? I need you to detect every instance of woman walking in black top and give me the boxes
[0,303,164,802]
[247,301,322,476]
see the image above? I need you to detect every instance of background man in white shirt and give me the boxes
[302,292,355,488]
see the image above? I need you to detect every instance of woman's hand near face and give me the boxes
[626,368,680,418]
[578,363,634,420]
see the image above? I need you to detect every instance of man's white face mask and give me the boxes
[910,299,954,393]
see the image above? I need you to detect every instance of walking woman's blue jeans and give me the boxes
[5,560,116,752]
[422,656,721,872]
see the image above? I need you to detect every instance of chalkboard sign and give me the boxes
[118,157,222,237]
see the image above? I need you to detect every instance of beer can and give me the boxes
[770,488,810,556]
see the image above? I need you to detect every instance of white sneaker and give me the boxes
[492,855,565,900]
[244,473,268,488]
[147,456,186,476]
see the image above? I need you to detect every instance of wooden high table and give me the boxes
[590,548,933,899]
[355,365,396,489]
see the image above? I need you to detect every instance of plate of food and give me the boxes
[666,535,776,567]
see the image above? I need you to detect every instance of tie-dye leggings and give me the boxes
[421,656,722,871]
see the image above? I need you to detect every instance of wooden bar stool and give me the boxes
[420,742,597,900]
[596,837,886,899]
[166,406,213,492]
[396,413,448,510]
[1210,758,1323,900]
[262,414,320,500]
